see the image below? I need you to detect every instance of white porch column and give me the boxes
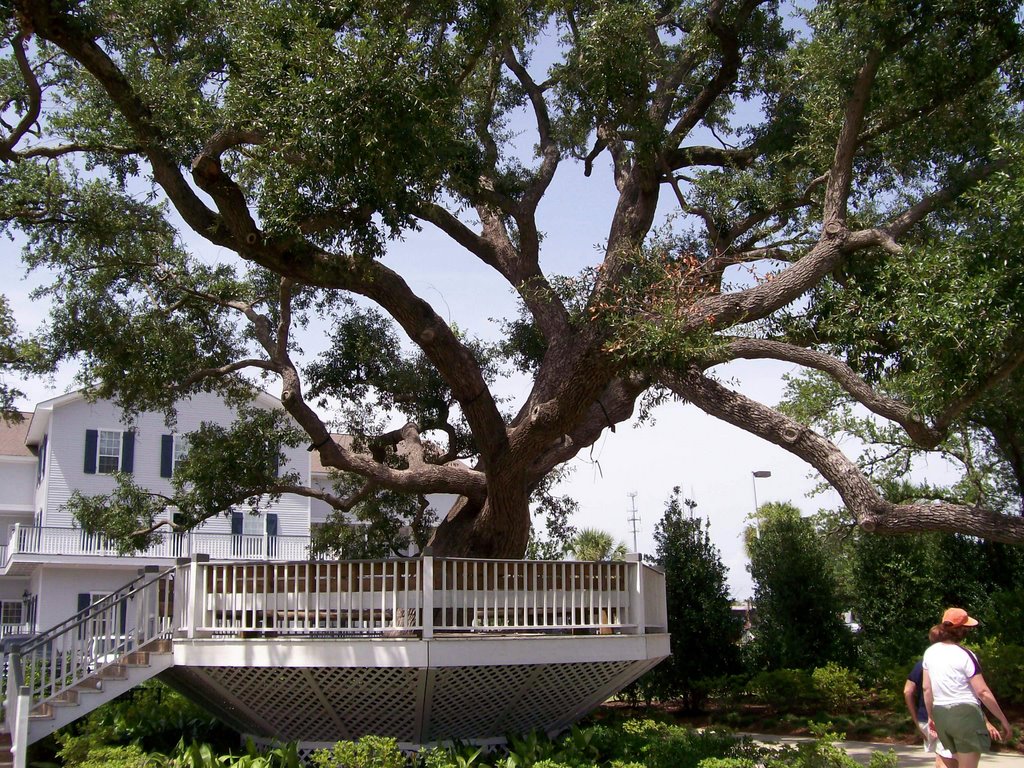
[185,554,210,639]
[626,553,645,635]
[421,549,433,639]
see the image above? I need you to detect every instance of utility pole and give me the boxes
[627,492,640,553]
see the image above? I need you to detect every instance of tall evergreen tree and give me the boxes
[850,532,939,674]
[747,502,854,670]
[653,488,741,710]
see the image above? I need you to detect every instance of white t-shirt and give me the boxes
[922,641,982,707]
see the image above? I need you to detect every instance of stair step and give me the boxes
[120,651,150,666]
[50,690,79,706]
[71,678,104,694]
[139,638,173,654]
[98,664,127,680]
[29,704,53,720]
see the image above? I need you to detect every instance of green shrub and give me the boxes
[985,590,1024,646]
[702,674,752,707]
[698,759,757,768]
[760,726,897,768]
[71,744,147,768]
[310,736,406,768]
[644,726,743,768]
[748,669,820,710]
[973,638,1024,706]
[810,664,863,712]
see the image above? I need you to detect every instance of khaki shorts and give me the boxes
[933,703,991,754]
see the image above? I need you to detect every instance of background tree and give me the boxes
[4,0,1024,555]
[0,295,46,421]
[746,502,854,670]
[569,527,627,561]
[651,488,741,710]
[848,530,938,676]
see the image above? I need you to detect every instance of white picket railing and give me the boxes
[0,525,311,567]
[175,554,666,638]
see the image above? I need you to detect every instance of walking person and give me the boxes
[923,608,1012,768]
[906,627,957,768]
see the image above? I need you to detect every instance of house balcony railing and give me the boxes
[0,622,32,640]
[0,524,312,569]
[175,554,668,638]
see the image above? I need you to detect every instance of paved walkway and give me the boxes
[748,735,1024,768]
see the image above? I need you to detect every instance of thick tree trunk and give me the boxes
[428,487,531,558]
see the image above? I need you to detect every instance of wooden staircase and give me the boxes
[4,566,178,768]
[25,639,175,742]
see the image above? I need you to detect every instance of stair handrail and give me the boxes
[14,567,159,658]
[10,565,177,711]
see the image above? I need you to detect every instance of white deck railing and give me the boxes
[175,554,667,638]
[0,525,311,568]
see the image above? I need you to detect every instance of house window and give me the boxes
[0,600,23,626]
[161,434,190,478]
[97,430,122,474]
[174,436,189,470]
[85,429,134,475]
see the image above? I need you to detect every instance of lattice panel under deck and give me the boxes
[196,666,421,742]
[425,661,633,741]
[165,654,658,745]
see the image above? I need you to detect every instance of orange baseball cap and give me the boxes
[942,607,979,627]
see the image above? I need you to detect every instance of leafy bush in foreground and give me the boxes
[63,719,901,768]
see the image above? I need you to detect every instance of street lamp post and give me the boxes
[751,469,771,519]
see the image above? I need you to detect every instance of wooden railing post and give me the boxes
[626,553,645,635]
[421,549,433,639]
[187,554,209,639]
[6,650,29,768]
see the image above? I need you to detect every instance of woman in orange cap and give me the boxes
[923,608,1012,768]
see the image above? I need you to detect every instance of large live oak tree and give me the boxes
[3,0,1024,555]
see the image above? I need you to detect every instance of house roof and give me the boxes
[0,414,34,457]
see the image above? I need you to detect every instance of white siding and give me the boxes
[0,458,34,513]
[33,566,140,630]
[42,392,310,533]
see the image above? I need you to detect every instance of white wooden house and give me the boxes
[0,390,312,639]
[0,391,669,766]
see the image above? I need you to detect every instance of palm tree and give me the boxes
[570,528,628,561]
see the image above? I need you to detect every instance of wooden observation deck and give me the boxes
[3,554,669,765]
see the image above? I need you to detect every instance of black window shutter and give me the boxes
[231,511,243,536]
[272,444,280,477]
[36,435,47,484]
[121,431,135,473]
[83,430,98,474]
[118,599,128,634]
[266,513,278,537]
[160,435,174,478]
[77,593,92,640]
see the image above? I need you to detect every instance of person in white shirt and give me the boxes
[923,608,1012,768]
[906,627,957,768]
